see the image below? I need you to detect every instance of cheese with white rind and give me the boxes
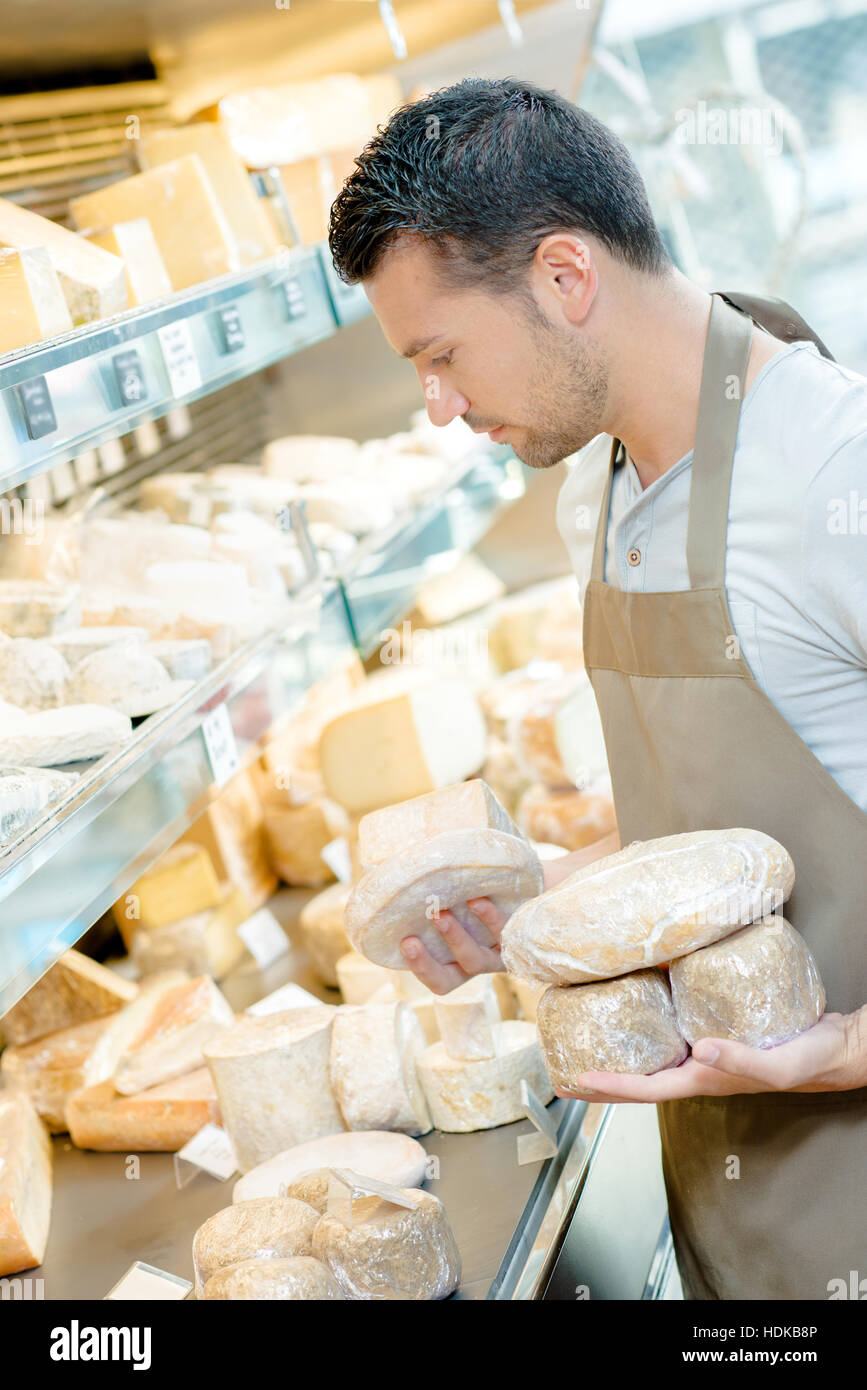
[298,883,351,987]
[147,638,212,683]
[0,704,132,766]
[192,1197,320,1298]
[262,796,348,887]
[312,1186,461,1301]
[433,975,501,1061]
[0,195,126,325]
[334,951,397,1005]
[329,1002,432,1136]
[1,949,138,1046]
[204,1008,344,1172]
[80,971,189,1088]
[356,779,524,869]
[0,1091,53,1277]
[0,638,69,710]
[48,626,150,667]
[0,766,79,847]
[669,916,826,1049]
[417,1020,554,1132]
[113,975,234,1095]
[69,645,192,717]
[346,829,543,970]
[537,970,687,1087]
[65,1067,219,1151]
[0,580,79,638]
[203,1255,344,1301]
[0,1016,112,1132]
[501,828,795,987]
[232,1130,427,1204]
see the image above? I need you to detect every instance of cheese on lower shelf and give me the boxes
[417,1020,554,1132]
[298,882,352,986]
[1,950,138,1047]
[0,246,73,352]
[113,976,234,1095]
[204,1008,344,1171]
[334,951,398,1005]
[0,1091,53,1277]
[47,626,150,667]
[433,976,501,1061]
[262,796,348,887]
[203,1255,344,1301]
[179,769,277,913]
[192,1197,320,1299]
[413,554,505,627]
[130,883,251,980]
[77,970,189,1089]
[0,1015,112,1133]
[329,1002,432,1136]
[0,195,126,325]
[0,580,80,638]
[83,218,172,305]
[113,843,222,945]
[312,1185,461,1302]
[65,1067,220,1151]
[356,779,523,870]
[232,1130,427,1204]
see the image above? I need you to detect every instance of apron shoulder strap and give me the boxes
[717,290,835,361]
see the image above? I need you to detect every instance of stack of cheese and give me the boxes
[501,828,826,1086]
[0,766,79,849]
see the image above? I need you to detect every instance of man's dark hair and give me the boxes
[329,77,670,290]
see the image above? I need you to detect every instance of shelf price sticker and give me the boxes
[279,277,307,320]
[175,1123,238,1189]
[105,1262,191,1301]
[320,836,353,884]
[16,375,57,439]
[237,908,290,968]
[216,303,245,353]
[113,347,148,406]
[247,982,322,1017]
[201,703,240,788]
[157,319,202,398]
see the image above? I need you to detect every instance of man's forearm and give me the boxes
[542,827,621,889]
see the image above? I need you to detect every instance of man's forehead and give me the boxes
[366,240,458,356]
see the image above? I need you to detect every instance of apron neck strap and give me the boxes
[589,437,621,584]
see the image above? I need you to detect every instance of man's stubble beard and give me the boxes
[512,309,609,470]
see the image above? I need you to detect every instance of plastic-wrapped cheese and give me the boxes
[502,828,795,987]
[537,970,687,1088]
[356,779,524,869]
[1,949,138,1046]
[670,916,826,1048]
[192,1197,319,1297]
[312,1184,461,1301]
[417,1020,553,1132]
[0,1091,53,1276]
[232,1130,427,1204]
[329,1002,432,1136]
[204,1008,344,1171]
[433,976,501,1061]
[203,1255,344,1300]
[517,784,617,852]
[298,882,352,986]
[0,1015,112,1133]
[507,670,585,787]
[113,976,234,1095]
[66,1067,220,1151]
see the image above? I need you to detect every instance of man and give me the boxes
[329,78,867,1299]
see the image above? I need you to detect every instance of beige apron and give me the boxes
[582,293,867,1301]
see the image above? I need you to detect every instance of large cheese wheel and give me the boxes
[537,971,687,1088]
[192,1197,319,1297]
[502,828,795,986]
[670,916,825,1048]
[417,1020,553,1132]
[0,1091,53,1277]
[232,1130,427,1204]
[312,1187,461,1300]
[329,1002,432,1136]
[203,1255,344,1300]
[346,829,543,970]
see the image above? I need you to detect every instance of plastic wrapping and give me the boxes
[192,1197,320,1298]
[670,916,826,1048]
[232,1131,427,1205]
[345,828,544,970]
[312,1186,461,1301]
[298,883,352,987]
[329,1002,432,1137]
[537,970,687,1086]
[203,1255,344,1301]
[417,1020,554,1133]
[502,827,795,986]
[517,784,617,853]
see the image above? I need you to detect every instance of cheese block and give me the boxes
[0,246,73,352]
[113,976,233,1095]
[203,1255,344,1301]
[70,645,192,717]
[204,1008,344,1171]
[517,785,617,853]
[213,74,401,168]
[138,124,281,267]
[669,916,826,1049]
[312,1184,461,1301]
[298,883,352,987]
[65,1067,219,1152]
[346,829,543,970]
[232,1131,427,1205]
[508,671,585,787]
[502,828,796,987]
[481,736,531,817]
[0,766,78,848]
[417,1020,554,1132]
[537,971,687,1087]
[192,1197,320,1298]
[413,555,505,627]
[0,196,126,325]
[130,883,251,980]
[329,1002,432,1136]
[147,638,212,683]
[356,779,523,870]
[1,950,138,1046]
[433,976,501,1061]
[113,843,222,944]
[0,1091,52,1276]
[179,769,277,913]
[0,1015,112,1133]
[274,157,334,245]
[78,970,190,1089]
[262,796,348,887]
[334,951,397,1005]
[262,435,360,483]
[0,580,80,638]
[0,704,132,767]
[48,626,150,667]
[83,218,171,305]
[70,155,241,291]
[508,976,546,1023]
[318,679,488,816]
[391,971,440,1045]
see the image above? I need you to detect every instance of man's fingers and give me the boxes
[431,908,505,976]
[398,935,469,995]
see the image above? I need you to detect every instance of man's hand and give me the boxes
[555,1006,867,1102]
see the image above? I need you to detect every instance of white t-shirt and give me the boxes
[556,340,867,812]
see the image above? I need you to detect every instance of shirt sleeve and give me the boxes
[802,430,867,665]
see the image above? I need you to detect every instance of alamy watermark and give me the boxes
[379,620,489,668]
[0,496,44,545]
[675,101,784,156]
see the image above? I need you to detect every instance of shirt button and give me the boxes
[627,548,642,566]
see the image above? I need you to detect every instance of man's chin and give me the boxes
[512,436,577,470]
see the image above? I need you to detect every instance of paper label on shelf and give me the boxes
[105,1262,191,1301]
[320,836,352,884]
[177,1122,238,1181]
[246,982,321,1017]
[158,320,202,398]
[237,908,289,968]
[201,703,240,788]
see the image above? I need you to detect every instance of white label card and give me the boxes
[158,320,202,398]
[105,1262,191,1301]
[246,982,321,1017]
[237,908,289,968]
[320,836,352,884]
[177,1123,238,1181]
[327,1168,417,1226]
[202,704,240,788]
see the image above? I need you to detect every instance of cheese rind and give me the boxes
[232,1130,427,1204]
[298,883,351,987]
[0,1091,53,1276]
[262,796,348,887]
[417,1020,554,1132]
[0,704,131,767]
[113,975,234,1095]
[65,1067,219,1152]
[517,785,617,853]
[537,971,687,1086]
[192,1197,319,1298]
[312,1186,461,1302]
[433,976,501,1062]
[0,246,73,352]
[84,218,172,305]
[356,779,523,869]
[329,1002,432,1137]
[334,951,397,1005]
[0,195,126,325]
[130,883,250,980]
[0,1016,112,1133]
[113,843,222,944]
[203,1255,344,1300]
[1,949,138,1046]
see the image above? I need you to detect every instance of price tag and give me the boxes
[320,836,353,884]
[105,1262,191,1301]
[201,704,239,788]
[16,375,57,439]
[158,320,202,398]
[246,982,322,1017]
[327,1168,417,1225]
[113,347,148,405]
[216,304,245,353]
[176,1123,238,1184]
[237,908,289,968]
[279,278,307,320]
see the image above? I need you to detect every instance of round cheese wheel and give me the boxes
[299,883,352,987]
[537,970,687,1087]
[417,1020,553,1132]
[192,1197,319,1297]
[312,1187,461,1300]
[202,1255,344,1300]
[232,1130,427,1204]
[330,1002,432,1136]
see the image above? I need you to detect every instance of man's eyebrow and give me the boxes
[400,335,442,360]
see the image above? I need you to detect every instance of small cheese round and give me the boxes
[299,883,352,987]
[417,1020,554,1132]
[312,1187,461,1300]
[281,1171,331,1214]
[537,970,687,1087]
[202,1255,344,1300]
[192,1197,319,1296]
[232,1130,428,1204]
[329,1002,432,1136]
[669,916,825,1048]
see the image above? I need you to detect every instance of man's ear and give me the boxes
[532,234,597,324]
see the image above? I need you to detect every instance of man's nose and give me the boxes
[423,381,470,429]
